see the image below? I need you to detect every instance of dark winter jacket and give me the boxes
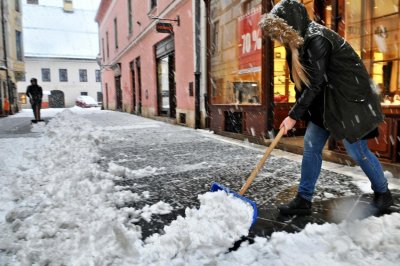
[26,85,43,105]
[260,0,384,143]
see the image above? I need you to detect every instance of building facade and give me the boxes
[0,0,25,116]
[205,0,400,162]
[17,0,101,108]
[21,58,102,108]
[96,0,207,128]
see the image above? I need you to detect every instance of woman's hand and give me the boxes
[280,116,296,135]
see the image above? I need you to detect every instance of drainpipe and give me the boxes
[194,0,201,129]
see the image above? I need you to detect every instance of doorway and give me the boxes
[156,37,176,118]
[105,83,109,109]
[157,53,176,118]
[49,90,65,108]
[130,61,136,113]
[135,57,142,115]
[115,75,122,111]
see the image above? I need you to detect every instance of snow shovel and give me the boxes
[210,127,285,226]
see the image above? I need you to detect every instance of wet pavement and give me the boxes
[82,112,400,240]
[0,117,51,138]
[2,110,400,242]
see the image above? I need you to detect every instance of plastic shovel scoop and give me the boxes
[210,127,285,226]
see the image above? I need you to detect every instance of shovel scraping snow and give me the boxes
[210,127,285,226]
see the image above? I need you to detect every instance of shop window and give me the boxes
[19,93,26,104]
[273,44,295,103]
[27,0,38,4]
[210,0,262,105]
[233,82,260,104]
[345,0,400,102]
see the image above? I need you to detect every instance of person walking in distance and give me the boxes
[26,78,43,122]
[259,0,393,215]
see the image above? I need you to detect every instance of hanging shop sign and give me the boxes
[238,6,262,74]
[156,22,174,34]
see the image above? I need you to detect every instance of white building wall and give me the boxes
[18,57,101,108]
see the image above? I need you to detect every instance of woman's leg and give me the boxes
[298,122,330,201]
[343,139,388,193]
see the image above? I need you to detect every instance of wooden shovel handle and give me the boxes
[239,127,285,195]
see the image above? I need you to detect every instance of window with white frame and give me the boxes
[95,70,101,82]
[79,69,88,82]
[59,69,68,82]
[42,68,51,82]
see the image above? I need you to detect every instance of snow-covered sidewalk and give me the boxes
[0,109,399,265]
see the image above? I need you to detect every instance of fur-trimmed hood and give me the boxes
[259,0,311,89]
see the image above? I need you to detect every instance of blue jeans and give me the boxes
[299,122,388,201]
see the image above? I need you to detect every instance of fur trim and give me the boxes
[259,13,310,90]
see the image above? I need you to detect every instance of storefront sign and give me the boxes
[156,22,174,34]
[238,6,262,73]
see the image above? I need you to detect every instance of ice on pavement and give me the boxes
[1,109,400,265]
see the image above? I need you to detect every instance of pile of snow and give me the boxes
[220,213,400,265]
[141,190,253,264]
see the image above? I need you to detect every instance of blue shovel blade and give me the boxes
[210,182,258,226]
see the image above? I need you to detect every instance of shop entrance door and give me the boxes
[157,53,176,118]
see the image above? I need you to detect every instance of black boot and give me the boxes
[373,189,393,212]
[279,193,312,215]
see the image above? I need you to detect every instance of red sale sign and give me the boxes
[238,6,262,74]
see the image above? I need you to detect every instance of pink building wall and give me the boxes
[96,0,195,126]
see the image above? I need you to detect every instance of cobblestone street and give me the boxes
[79,111,400,239]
